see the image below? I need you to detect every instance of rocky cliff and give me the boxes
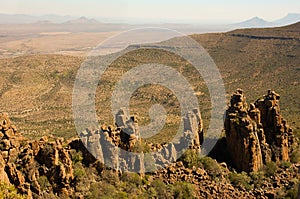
[225,89,298,172]
[0,90,298,198]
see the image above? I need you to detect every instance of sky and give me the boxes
[1,0,300,23]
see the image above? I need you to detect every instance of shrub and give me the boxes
[285,183,299,199]
[100,169,119,185]
[229,172,251,190]
[180,149,202,168]
[86,182,118,199]
[264,161,278,177]
[279,161,291,169]
[37,175,50,191]
[0,181,26,199]
[249,171,265,188]
[150,179,172,198]
[120,172,142,187]
[74,166,86,180]
[172,182,196,199]
[290,149,300,163]
[200,156,222,178]
[70,151,83,165]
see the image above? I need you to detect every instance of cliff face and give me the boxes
[255,90,298,162]
[225,89,298,172]
[0,113,74,197]
[224,89,265,172]
[0,108,205,198]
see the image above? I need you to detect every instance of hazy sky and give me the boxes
[1,0,300,23]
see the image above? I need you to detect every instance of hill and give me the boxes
[232,14,300,28]
[233,17,275,28]
[64,16,100,24]
[0,21,299,198]
[274,13,300,26]
[0,22,299,143]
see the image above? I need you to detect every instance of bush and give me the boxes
[290,149,300,163]
[70,151,83,165]
[86,182,119,199]
[249,171,265,188]
[0,181,26,199]
[120,172,142,187]
[37,175,50,191]
[73,165,86,180]
[100,169,119,185]
[200,156,222,178]
[172,182,196,199]
[150,179,172,198]
[279,161,291,169]
[229,172,251,190]
[285,184,299,199]
[180,149,202,168]
[264,161,278,177]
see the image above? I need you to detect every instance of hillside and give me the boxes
[0,23,299,142]
[0,22,299,198]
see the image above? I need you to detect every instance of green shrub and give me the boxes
[290,149,300,163]
[249,171,265,188]
[0,181,26,199]
[71,151,83,165]
[120,172,142,187]
[200,156,222,178]
[86,182,118,199]
[285,183,299,199]
[180,149,202,168]
[172,182,196,199]
[279,161,291,169]
[264,161,278,177]
[74,166,86,180]
[37,175,50,191]
[100,169,119,185]
[150,179,172,198]
[229,172,251,190]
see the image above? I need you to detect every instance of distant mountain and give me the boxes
[0,13,76,24]
[233,17,275,28]
[35,20,54,25]
[0,14,37,24]
[274,13,300,26]
[64,16,100,24]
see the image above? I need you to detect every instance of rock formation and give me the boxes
[0,95,298,198]
[0,112,74,198]
[224,89,265,172]
[225,89,298,172]
[183,108,204,151]
[255,90,297,162]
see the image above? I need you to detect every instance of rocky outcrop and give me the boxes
[183,108,204,151]
[76,108,204,173]
[225,89,298,172]
[0,112,74,198]
[255,90,297,162]
[224,89,265,172]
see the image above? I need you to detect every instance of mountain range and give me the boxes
[0,13,299,27]
[233,13,300,28]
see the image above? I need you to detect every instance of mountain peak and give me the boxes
[64,16,100,24]
[234,17,273,28]
[274,13,300,26]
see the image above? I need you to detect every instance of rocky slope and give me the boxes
[0,90,298,198]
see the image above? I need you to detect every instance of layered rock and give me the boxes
[224,89,264,172]
[0,112,74,198]
[183,108,204,151]
[225,89,298,172]
[255,90,297,162]
[77,108,204,173]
